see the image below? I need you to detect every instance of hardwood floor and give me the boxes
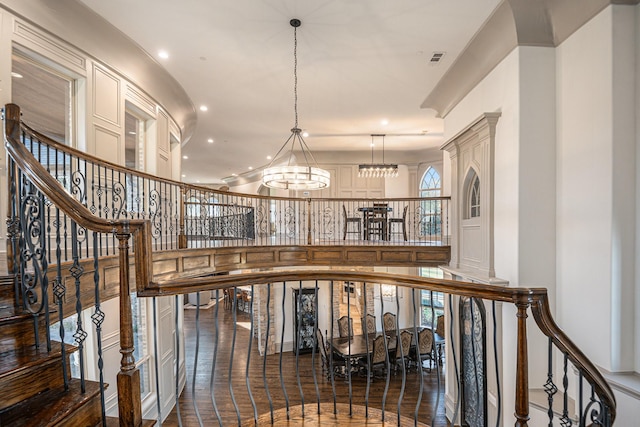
[163,299,450,426]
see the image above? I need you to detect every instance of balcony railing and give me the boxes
[3,103,615,426]
[10,115,449,256]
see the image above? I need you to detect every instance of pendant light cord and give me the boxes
[293,24,298,129]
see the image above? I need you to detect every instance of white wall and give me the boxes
[441,4,640,425]
[556,5,637,373]
[443,48,521,426]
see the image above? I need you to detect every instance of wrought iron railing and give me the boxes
[12,118,449,255]
[149,271,617,427]
[3,103,615,426]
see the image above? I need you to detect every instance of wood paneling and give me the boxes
[92,65,120,126]
[94,125,120,164]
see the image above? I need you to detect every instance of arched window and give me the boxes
[465,169,480,219]
[420,167,441,197]
[419,167,441,236]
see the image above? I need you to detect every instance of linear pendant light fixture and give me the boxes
[358,134,399,178]
[262,19,330,190]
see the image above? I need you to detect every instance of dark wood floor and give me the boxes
[163,300,450,426]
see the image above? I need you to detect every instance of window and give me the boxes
[420,167,441,198]
[12,52,74,145]
[465,169,480,219]
[419,167,442,236]
[420,267,445,327]
[125,110,144,170]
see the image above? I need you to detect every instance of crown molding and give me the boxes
[421,0,639,118]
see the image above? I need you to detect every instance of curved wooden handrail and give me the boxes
[146,268,541,302]
[4,104,154,289]
[530,294,616,425]
[18,116,450,205]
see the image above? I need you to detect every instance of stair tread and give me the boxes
[0,341,76,378]
[0,378,104,427]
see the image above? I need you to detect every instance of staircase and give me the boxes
[0,272,108,426]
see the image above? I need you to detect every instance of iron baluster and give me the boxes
[70,221,86,392]
[191,293,203,426]
[246,285,258,424]
[263,283,274,423]
[90,231,106,426]
[545,336,558,426]
[493,301,502,427]
[279,281,290,419]
[560,354,572,426]
[210,289,223,425]
[53,206,68,390]
[312,280,320,415]
[449,294,462,425]
[174,295,182,427]
[412,286,425,425]
[229,287,241,425]
[364,282,371,418]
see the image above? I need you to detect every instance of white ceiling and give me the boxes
[78,0,502,184]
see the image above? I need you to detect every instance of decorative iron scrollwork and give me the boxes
[19,179,48,314]
[284,206,297,238]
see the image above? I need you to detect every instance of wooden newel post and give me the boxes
[116,224,142,427]
[4,104,21,280]
[178,185,187,249]
[514,300,530,427]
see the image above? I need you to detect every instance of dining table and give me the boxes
[328,327,445,366]
[357,205,393,240]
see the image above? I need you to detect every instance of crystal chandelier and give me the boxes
[358,134,399,178]
[262,19,330,190]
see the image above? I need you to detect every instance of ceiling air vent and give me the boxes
[430,52,445,64]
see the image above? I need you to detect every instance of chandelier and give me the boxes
[262,19,330,190]
[358,134,399,178]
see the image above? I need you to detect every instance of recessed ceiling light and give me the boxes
[370,142,375,147]
[183,155,189,159]
[248,166,253,170]
[199,105,208,112]
[381,119,389,126]
[266,155,272,160]
[128,131,136,135]
[232,173,238,177]
[196,180,200,183]
[181,174,186,178]
[207,138,214,143]
[11,72,23,79]
[158,50,169,59]
[302,131,309,138]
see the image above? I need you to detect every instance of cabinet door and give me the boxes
[293,288,317,354]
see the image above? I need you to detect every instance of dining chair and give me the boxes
[241,290,252,312]
[394,330,413,373]
[382,312,396,334]
[361,313,376,334]
[316,329,346,379]
[342,205,361,240]
[410,328,434,372]
[359,334,389,379]
[436,314,445,337]
[338,316,354,338]
[365,203,388,240]
[388,205,408,241]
